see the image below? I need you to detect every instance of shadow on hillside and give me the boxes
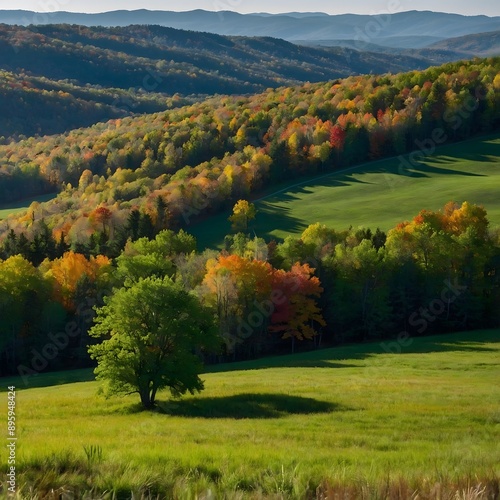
[205,356,369,373]
[406,163,486,177]
[261,174,374,205]
[156,393,344,419]
[390,136,500,173]
[206,329,499,373]
[1,332,497,395]
[255,203,308,235]
[407,339,499,353]
[362,161,487,179]
[0,192,57,211]
[278,360,361,368]
[260,161,487,208]
[254,175,375,238]
[0,367,95,392]
[438,137,500,163]
[290,175,373,198]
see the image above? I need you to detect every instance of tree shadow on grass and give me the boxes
[254,203,309,237]
[229,358,362,370]
[155,393,344,419]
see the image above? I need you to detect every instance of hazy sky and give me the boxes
[2,0,500,16]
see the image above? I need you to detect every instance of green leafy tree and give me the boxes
[115,229,196,284]
[88,277,219,409]
[0,256,51,374]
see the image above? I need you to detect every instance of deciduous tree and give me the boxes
[229,200,257,232]
[89,277,219,409]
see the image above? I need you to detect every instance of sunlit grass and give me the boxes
[0,329,498,497]
[191,133,500,249]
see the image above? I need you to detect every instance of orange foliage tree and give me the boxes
[270,263,326,351]
[202,255,325,354]
[44,251,111,310]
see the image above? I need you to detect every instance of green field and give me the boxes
[1,329,499,498]
[191,134,500,249]
[0,193,57,220]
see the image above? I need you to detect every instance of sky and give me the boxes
[2,0,499,16]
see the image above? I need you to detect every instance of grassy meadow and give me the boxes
[0,193,57,220]
[191,134,500,249]
[0,329,499,498]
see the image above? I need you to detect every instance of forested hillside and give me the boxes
[0,24,441,139]
[428,30,500,57]
[275,29,500,70]
[1,57,499,241]
[0,69,185,140]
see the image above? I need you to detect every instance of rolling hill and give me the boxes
[190,134,500,249]
[0,57,498,240]
[2,9,499,47]
[428,29,500,57]
[1,18,497,140]
[297,30,500,66]
[0,23,434,89]
[0,23,436,139]
[0,69,182,140]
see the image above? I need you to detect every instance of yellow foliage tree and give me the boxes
[228,200,257,232]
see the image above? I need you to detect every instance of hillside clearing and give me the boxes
[191,134,500,249]
[0,193,57,220]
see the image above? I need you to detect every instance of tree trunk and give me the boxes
[150,386,158,408]
[139,388,153,409]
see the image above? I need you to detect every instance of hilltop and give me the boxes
[428,29,500,57]
[0,23,434,88]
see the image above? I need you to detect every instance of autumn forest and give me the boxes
[1,51,500,375]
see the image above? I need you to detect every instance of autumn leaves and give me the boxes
[203,253,325,354]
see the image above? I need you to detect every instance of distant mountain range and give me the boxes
[1,9,499,48]
[428,30,500,56]
[299,30,500,64]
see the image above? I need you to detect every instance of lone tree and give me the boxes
[88,277,219,409]
[229,200,257,232]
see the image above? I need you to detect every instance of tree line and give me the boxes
[1,201,499,380]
